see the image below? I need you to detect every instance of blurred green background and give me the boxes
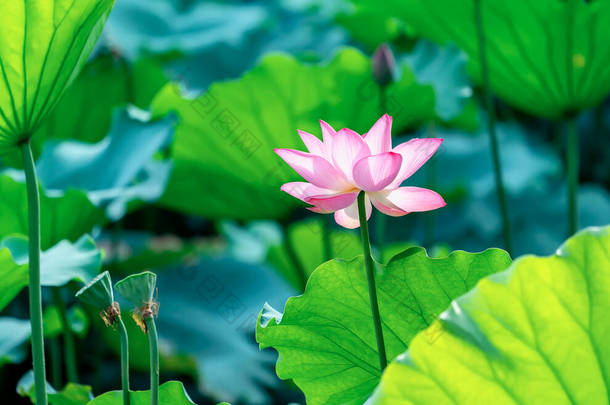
[1,0,609,404]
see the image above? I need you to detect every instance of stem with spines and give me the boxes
[474,0,513,254]
[21,139,48,405]
[357,192,387,371]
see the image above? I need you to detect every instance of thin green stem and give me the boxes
[321,215,332,262]
[145,316,159,405]
[21,140,48,405]
[117,316,131,405]
[357,192,387,372]
[52,288,78,383]
[566,117,579,235]
[282,223,308,291]
[474,0,513,255]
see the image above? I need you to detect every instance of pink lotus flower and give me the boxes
[275,114,446,228]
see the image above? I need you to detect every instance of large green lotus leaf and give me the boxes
[0,174,105,249]
[87,381,196,405]
[152,48,434,220]
[379,0,610,118]
[0,317,31,366]
[0,0,116,153]
[256,247,511,404]
[0,234,101,311]
[370,226,610,404]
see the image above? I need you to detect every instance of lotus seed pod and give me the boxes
[115,271,157,308]
[75,271,114,309]
[372,43,396,87]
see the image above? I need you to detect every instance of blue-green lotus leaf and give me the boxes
[0,234,102,311]
[36,108,174,221]
[0,317,30,366]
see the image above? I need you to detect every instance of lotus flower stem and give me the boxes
[20,140,48,405]
[566,117,579,235]
[357,191,387,371]
[474,0,513,255]
[117,316,131,405]
[145,316,159,405]
[51,288,78,383]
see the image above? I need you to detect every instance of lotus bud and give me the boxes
[372,43,396,87]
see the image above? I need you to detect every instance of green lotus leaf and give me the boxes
[17,370,93,404]
[0,174,106,249]
[0,234,102,311]
[0,317,31,366]
[151,47,435,220]
[75,271,114,310]
[87,381,196,405]
[256,247,511,404]
[336,5,405,50]
[370,226,610,405]
[115,271,157,308]
[378,0,610,118]
[0,0,117,153]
